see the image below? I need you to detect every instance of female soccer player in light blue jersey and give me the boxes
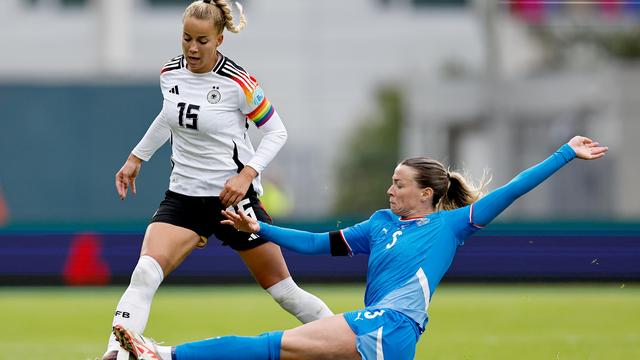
[113,136,608,360]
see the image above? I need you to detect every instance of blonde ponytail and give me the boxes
[212,0,246,33]
[400,158,489,211]
[184,0,247,34]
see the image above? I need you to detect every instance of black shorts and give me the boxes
[150,189,273,251]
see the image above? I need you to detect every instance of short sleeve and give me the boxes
[341,219,372,255]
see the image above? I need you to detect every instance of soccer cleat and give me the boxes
[113,325,160,360]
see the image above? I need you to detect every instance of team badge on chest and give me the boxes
[207,86,222,104]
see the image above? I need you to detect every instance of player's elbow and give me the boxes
[277,128,288,143]
[264,128,287,145]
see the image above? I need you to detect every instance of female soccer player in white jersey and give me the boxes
[111,136,607,360]
[102,1,333,359]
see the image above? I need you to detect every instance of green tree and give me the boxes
[597,29,640,60]
[333,86,403,216]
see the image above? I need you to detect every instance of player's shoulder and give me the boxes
[370,209,396,223]
[160,54,186,75]
[438,205,471,219]
[213,53,259,87]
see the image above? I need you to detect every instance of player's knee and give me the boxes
[266,277,333,323]
[129,255,164,289]
[266,277,299,304]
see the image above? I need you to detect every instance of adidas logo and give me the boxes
[168,85,179,95]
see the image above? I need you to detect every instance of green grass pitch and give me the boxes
[0,283,638,359]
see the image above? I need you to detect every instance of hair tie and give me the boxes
[203,0,212,3]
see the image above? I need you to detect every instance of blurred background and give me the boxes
[0,1,639,358]
[1,0,638,284]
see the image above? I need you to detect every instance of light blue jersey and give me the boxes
[341,206,478,330]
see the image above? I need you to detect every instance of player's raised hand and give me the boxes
[567,136,608,161]
[115,155,142,200]
[221,208,260,233]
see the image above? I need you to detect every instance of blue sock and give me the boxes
[173,331,283,360]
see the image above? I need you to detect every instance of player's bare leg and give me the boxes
[280,315,360,360]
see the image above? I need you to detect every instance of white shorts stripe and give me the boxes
[376,326,384,360]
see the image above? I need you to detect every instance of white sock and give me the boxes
[106,255,164,353]
[115,349,131,360]
[155,345,173,360]
[266,277,334,323]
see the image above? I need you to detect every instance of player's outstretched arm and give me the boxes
[221,210,332,254]
[471,135,608,227]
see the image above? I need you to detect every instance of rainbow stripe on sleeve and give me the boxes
[247,97,275,127]
[214,56,275,127]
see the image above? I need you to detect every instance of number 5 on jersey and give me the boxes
[386,230,402,249]
[177,102,199,130]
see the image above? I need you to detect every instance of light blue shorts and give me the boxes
[343,308,420,360]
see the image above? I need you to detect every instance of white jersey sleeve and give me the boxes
[246,111,287,174]
[131,107,171,161]
[227,68,288,174]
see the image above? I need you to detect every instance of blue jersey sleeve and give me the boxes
[257,222,331,255]
[441,206,478,245]
[471,143,576,227]
[341,219,372,255]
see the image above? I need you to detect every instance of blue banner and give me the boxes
[1,223,638,284]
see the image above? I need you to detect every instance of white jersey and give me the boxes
[132,53,287,197]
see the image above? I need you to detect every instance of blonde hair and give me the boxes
[400,158,490,211]
[183,0,247,34]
